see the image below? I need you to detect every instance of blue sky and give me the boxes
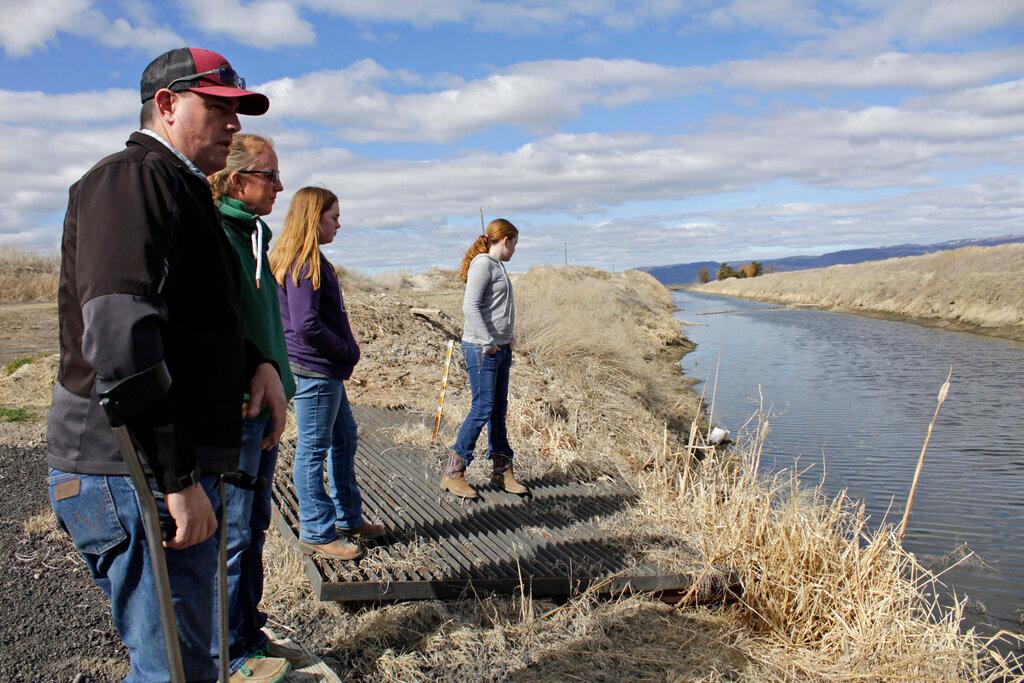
[1,1,1022,272]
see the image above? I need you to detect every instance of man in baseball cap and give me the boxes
[48,48,287,681]
[140,47,269,115]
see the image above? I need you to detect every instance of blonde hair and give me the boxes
[458,218,519,282]
[207,133,274,204]
[269,186,339,291]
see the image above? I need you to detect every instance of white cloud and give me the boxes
[299,0,693,34]
[705,0,827,36]
[260,58,706,142]
[914,79,1024,117]
[0,0,182,57]
[826,0,1024,54]
[4,75,1023,262]
[257,50,1024,144]
[0,0,93,57]
[722,48,1024,92]
[0,88,137,124]
[179,0,316,47]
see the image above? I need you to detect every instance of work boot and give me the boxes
[491,455,528,495]
[302,538,364,561]
[229,654,290,682]
[342,521,387,540]
[440,453,479,499]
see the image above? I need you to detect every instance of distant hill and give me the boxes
[640,234,1024,285]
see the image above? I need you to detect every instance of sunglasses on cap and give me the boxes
[165,65,246,92]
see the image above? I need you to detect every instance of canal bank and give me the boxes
[675,289,1024,638]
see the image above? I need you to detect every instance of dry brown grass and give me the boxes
[0,246,59,303]
[696,244,1024,338]
[2,262,1018,679]
[625,416,1021,680]
[22,506,58,537]
[259,266,1021,680]
[262,526,749,681]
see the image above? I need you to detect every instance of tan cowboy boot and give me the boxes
[440,453,479,499]
[491,455,528,495]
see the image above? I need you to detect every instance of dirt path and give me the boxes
[0,445,128,681]
[0,302,58,367]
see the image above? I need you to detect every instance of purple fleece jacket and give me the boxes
[278,255,360,380]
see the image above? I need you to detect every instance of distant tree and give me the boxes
[738,260,762,278]
[717,263,738,280]
[697,267,710,284]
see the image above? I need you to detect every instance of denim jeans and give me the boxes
[292,374,364,544]
[212,414,277,672]
[48,469,221,682]
[452,342,514,465]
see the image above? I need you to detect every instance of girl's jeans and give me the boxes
[452,342,514,465]
[292,374,364,544]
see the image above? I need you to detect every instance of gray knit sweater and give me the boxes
[462,253,516,346]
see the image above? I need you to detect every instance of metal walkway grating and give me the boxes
[272,406,703,602]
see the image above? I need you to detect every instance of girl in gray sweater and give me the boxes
[442,219,528,499]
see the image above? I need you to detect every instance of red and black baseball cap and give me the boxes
[140,47,269,116]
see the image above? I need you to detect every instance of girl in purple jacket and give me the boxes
[269,187,384,560]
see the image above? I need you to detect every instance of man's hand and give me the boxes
[483,344,499,355]
[508,338,516,351]
[247,362,285,448]
[165,483,217,549]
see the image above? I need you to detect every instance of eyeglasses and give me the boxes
[166,65,246,92]
[238,169,281,184]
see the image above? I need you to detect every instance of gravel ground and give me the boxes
[0,444,128,681]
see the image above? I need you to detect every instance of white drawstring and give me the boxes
[250,222,264,289]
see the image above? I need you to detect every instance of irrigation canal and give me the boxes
[673,290,1024,637]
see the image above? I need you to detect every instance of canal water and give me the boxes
[673,290,1024,636]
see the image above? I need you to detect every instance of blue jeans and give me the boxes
[212,414,277,672]
[48,469,221,682]
[452,342,514,465]
[292,375,364,544]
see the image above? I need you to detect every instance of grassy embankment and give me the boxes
[0,246,59,302]
[1,247,1020,679]
[694,244,1024,341]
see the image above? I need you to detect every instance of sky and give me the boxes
[1,1,1022,273]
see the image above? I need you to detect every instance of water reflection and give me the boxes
[674,290,1024,634]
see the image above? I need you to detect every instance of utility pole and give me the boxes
[479,207,485,232]
[563,242,567,266]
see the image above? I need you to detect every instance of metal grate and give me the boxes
[271,406,705,602]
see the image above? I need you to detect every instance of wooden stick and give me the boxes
[660,422,669,480]
[680,413,699,493]
[897,367,952,543]
[706,335,724,442]
[432,340,455,441]
[410,307,442,317]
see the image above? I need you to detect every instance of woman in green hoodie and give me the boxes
[208,134,300,679]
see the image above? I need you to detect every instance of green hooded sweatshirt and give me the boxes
[217,196,296,402]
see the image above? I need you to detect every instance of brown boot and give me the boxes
[343,521,387,540]
[301,538,364,561]
[491,455,528,495]
[440,453,479,499]
[229,654,290,682]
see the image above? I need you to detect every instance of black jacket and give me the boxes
[47,132,264,491]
